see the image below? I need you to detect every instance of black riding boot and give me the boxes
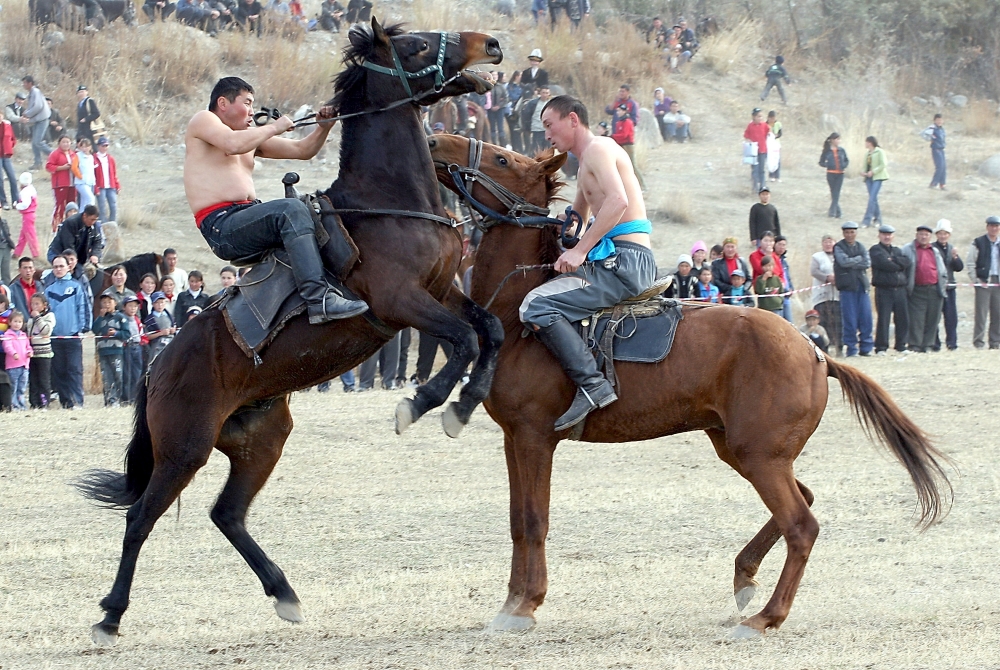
[534,318,618,432]
[285,235,369,324]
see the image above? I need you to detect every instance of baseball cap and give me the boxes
[150,291,167,302]
[77,85,88,92]
[758,186,770,194]
[841,221,859,230]
[432,122,445,131]
[97,137,109,146]
[934,219,952,233]
[122,295,140,305]
[730,268,746,278]
[805,309,820,318]
[878,224,895,233]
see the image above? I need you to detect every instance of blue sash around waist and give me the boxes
[587,219,653,262]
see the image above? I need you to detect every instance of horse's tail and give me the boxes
[826,358,953,529]
[76,376,154,509]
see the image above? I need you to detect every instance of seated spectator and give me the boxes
[235,0,264,36]
[174,270,211,327]
[653,88,672,142]
[665,254,698,299]
[800,309,830,352]
[143,0,176,20]
[695,266,720,303]
[711,237,751,294]
[144,291,176,360]
[662,100,691,142]
[27,293,54,409]
[177,0,221,35]
[318,0,344,32]
[754,255,784,314]
[646,17,668,48]
[723,268,754,306]
[93,294,129,407]
[214,0,237,28]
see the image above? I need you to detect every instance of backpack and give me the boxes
[919,125,935,142]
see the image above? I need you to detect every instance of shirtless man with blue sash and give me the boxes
[520,95,656,431]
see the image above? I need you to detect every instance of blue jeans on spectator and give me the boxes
[99,354,124,406]
[30,120,52,167]
[317,371,354,392]
[97,187,118,222]
[934,287,958,351]
[76,184,95,209]
[122,344,144,404]
[8,366,28,409]
[751,153,767,193]
[930,148,946,187]
[840,289,874,356]
[51,338,84,408]
[782,297,793,323]
[861,178,883,227]
[0,157,19,205]
[666,122,691,142]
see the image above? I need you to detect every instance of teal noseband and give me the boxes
[362,31,452,98]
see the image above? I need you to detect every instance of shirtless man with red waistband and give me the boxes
[184,76,367,324]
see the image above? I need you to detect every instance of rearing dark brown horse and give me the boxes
[77,20,504,646]
[428,134,952,637]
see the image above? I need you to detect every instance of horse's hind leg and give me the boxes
[211,397,302,622]
[441,286,504,437]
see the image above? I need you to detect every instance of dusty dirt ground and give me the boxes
[2,349,1000,668]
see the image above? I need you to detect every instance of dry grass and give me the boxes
[961,99,1000,136]
[698,20,763,78]
[117,200,166,230]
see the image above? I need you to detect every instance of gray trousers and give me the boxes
[520,242,657,328]
[973,278,1000,348]
[907,285,944,351]
[358,331,401,389]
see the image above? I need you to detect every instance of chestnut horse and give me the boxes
[77,20,504,645]
[427,134,952,637]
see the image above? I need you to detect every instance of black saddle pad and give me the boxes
[578,297,684,365]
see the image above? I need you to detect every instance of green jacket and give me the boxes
[866,147,889,181]
[754,275,784,311]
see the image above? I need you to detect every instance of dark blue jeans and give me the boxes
[199,199,315,262]
[122,344,144,403]
[930,148,946,187]
[935,288,958,350]
[51,338,84,407]
[861,178,883,227]
[841,289,873,356]
[0,157,19,205]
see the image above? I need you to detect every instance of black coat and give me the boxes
[932,240,963,283]
[869,243,910,288]
[748,203,780,241]
[711,256,751,292]
[48,213,104,263]
[521,66,549,91]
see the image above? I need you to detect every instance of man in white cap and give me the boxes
[902,223,947,353]
[966,215,1000,349]
[931,219,963,351]
[521,49,548,92]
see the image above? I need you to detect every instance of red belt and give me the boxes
[194,200,254,228]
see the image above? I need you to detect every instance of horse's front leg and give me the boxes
[440,285,504,437]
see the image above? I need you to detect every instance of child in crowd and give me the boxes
[158,276,177,317]
[219,265,237,292]
[695,266,720,303]
[753,255,784,314]
[2,309,31,409]
[27,293,54,409]
[137,272,158,319]
[93,294,130,406]
[723,268,754,306]
[13,172,39,259]
[144,291,176,360]
[75,138,97,209]
[0,293,10,411]
[710,244,724,261]
[666,253,698,299]
[690,241,709,275]
[120,295,146,404]
[174,270,211,327]
[800,309,830,352]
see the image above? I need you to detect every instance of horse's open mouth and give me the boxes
[462,70,494,94]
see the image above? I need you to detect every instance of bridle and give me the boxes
[362,30,451,98]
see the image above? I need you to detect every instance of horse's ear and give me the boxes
[371,16,389,46]
[537,150,568,176]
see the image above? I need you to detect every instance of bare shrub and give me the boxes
[699,20,763,77]
[961,99,1000,136]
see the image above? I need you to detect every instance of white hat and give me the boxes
[528,48,543,61]
[934,218,952,233]
[677,253,693,267]
[18,172,31,186]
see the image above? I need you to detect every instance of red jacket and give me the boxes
[46,149,80,188]
[94,152,120,191]
[749,248,786,283]
[743,120,769,148]
[0,120,15,158]
[611,117,635,146]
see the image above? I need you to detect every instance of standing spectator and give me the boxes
[27,293,54,409]
[811,235,842,356]
[0,113,18,210]
[93,294,129,406]
[487,72,508,147]
[748,186,780,245]
[819,132,848,218]
[5,92,29,142]
[20,76,52,171]
[800,310,830,353]
[925,113,946,190]
[143,0,177,20]
[743,108,769,194]
[235,0,263,36]
[662,100,691,143]
[358,332,401,390]
[860,136,888,228]
[413,330,452,385]
[136,273,158,319]
[158,277,177,317]
[9,257,42,316]
[711,237,752,294]
[120,295,145,404]
[143,291,176,360]
[217,265,238,296]
[0,294,10,412]
[605,84,638,126]
[94,137,120,223]
[665,254,698,299]
[1,309,31,409]
[766,110,782,181]
[774,235,794,322]
[101,265,136,310]
[45,135,81,232]
[723,269,754,306]
[45,98,66,145]
[834,221,873,357]
[318,0,344,31]
[0,215,11,285]
[13,173,39,259]
[75,85,102,145]
[74,138,97,209]
[45,254,89,409]
[760,56,790,103]
[902,225,947,353]
[47,205,102,266]
[174,270,211,326]
[690,241,709,276]
[753,256,783,314]
[344,0,371,23]
[523,86,551,155]
[931,219,963,351]
[869,224,911,354]
[521,49,549,91]
[610,102,646,190]
[748,231,785,287]
[61,250,95,334]
[161,248,189,292]
[530,0,547,24]
[966,215,1000,349]
[653,88,671,142]
[695,266,720,303]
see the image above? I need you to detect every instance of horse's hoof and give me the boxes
[729,624,763,640]
[274,600,304,623]
[487,613,535,632]
[442,402,466,438]
[395,398,415,435]
[90,622,119,646]
[734,585,756,612]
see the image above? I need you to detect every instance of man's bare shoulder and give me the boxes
[582,136,625,161]
[186,110,223,140]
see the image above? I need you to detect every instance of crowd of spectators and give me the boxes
[136,0,372,36]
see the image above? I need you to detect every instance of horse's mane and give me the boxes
[330,22,408,111]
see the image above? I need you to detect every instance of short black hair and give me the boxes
[220,265,237,276]
[774,235,787,243]
[62,248,77,257]
[110,264,126,274]
[209,76,254,112]
[83,204,99,217]
[619,83,630,91]
[188,269,204,281]
[541,95,589,127]
[164,248,177,256]
[21,75,34,84]
[18,256,33,267]
[934,113,943,120]
[760,255,773,266]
